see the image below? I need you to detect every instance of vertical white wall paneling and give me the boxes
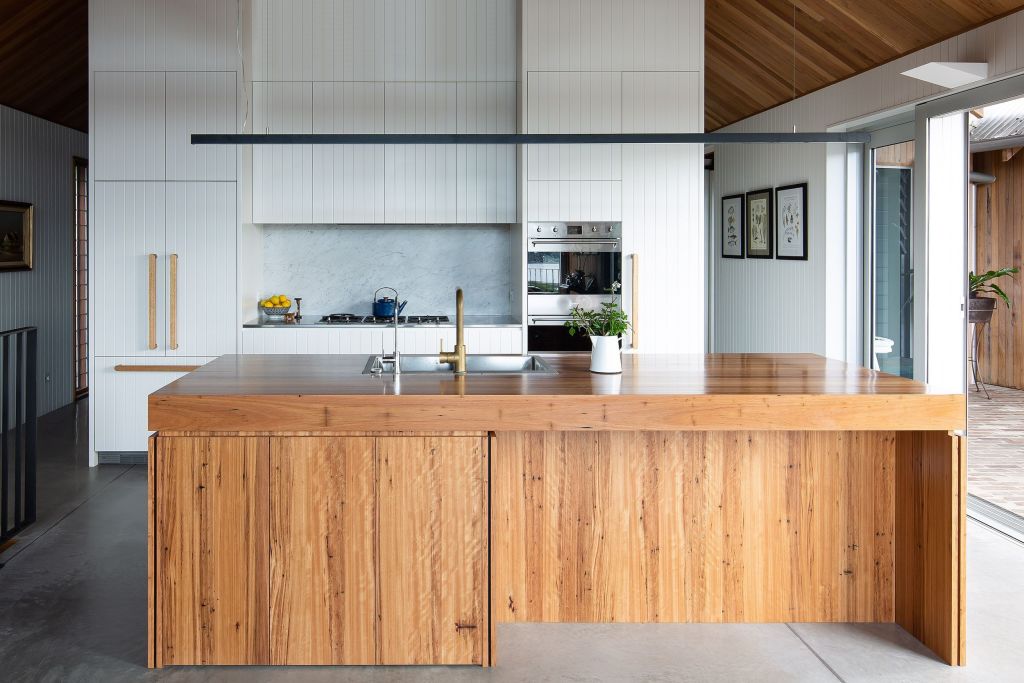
[312,82,385,223]
[0,106,88,416]
[89,0,238,71]
[93,72,166,180]
[457,81,517,223]
[166,72,238,181]
[251,0,314,80]
[312,0,386,80]
[166,183,238,357]
[384,82,458,223]
[252,81,313,222]
[92,182,168,356]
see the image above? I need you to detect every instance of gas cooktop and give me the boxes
[318,314,451,325]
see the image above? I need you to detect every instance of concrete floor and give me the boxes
[2,401,1024,682]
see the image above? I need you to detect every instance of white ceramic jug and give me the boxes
[590,335,623,374]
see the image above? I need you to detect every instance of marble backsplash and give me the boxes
[262,225,513,316]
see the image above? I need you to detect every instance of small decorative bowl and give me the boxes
[261,306,291,317]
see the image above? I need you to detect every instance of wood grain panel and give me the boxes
[377,437,487,665]
[269,437,377,665]
[148,435,158,668]
[491,431,895,624]
[895,431,965,666]
[156,436,270,665]
[974,149,1024,390]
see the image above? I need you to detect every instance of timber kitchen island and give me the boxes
[146,353,967,669]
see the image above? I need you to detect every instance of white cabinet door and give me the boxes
[252,81,313,223]
[166,72,238,181]
[94,72,166,181]
[166,183,238,357]
[93,357,215,453]
[384,83,457,223]
[93,182,167,356]
[457,82,517,223]
[312,82,385,223]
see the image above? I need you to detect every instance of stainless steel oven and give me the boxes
[527,222,622,351]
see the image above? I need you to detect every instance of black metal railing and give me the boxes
[1,327,37,545]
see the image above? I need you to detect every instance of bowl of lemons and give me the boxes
[260,294,292,317]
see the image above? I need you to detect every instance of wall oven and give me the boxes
[527,221,622,352]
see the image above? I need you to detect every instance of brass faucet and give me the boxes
[439,288,467,375]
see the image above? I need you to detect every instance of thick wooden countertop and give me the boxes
[148,353,965,432]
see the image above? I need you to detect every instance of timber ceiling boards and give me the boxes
[0,0,88,132]
[705,0,1024,131]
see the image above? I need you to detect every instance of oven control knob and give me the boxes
[536,226,541,233]
[591,226,598,232]
[606,225,613,233]
[553,226,559,233]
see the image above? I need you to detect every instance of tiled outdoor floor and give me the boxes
[968,383,1024,517]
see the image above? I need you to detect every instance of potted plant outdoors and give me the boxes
[969,267,1020,323]
[565,282,632,374]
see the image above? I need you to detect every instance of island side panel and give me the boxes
[895,431,966,666]
[491,431,896,624]
[268,437,377,665]
[156,436,271,665]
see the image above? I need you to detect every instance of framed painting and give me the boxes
[721,194,744,258]
[776,183,808,260]
[745,189,773,259]
[0,201,33,271]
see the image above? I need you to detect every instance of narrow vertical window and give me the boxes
[73,157,88,399]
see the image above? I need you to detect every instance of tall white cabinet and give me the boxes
[89,0,239,463]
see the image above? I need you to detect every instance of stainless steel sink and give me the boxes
[362,354,555,375]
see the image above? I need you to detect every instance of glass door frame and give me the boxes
[863,121,916,375]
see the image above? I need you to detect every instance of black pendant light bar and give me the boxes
[191,132,871,145]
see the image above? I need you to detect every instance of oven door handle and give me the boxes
[529,315,575,325]
[530,238,620,246]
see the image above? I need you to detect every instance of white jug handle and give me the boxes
[618,336,623,350]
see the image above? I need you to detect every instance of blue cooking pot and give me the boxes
[373,287,408,318]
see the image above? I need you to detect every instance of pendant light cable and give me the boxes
[792,2,797,133]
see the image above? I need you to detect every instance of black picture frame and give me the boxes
[775,183,808,261]
[721,193,744,259]
[744,188,773,259]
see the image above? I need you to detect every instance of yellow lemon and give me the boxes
[270,295,281,305]
[281,299,291,308]
[262,300,273,308]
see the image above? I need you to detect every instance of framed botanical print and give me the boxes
[0,201,33,271]
[745,188,773,259]
[721,194,744,258]
[776,183,808,260]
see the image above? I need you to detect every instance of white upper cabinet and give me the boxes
[622,72,701,133]
[166,72,239,181]
[523,0,701,72]
[251,0,315,80]
[166,183,239,357]
[252,81,314,223]
[312,0,386,80]
[384,83,458,223]
[90,0,238,71]
[93,182,167,356]
[457,82,517,223]
[312,82,385,223]
[94,72,166,181]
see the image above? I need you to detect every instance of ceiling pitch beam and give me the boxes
[192,132,871,145]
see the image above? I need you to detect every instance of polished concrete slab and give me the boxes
[2,402,1024,681]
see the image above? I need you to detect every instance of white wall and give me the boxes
[712,9,1024,360]
[522,0,705,354]
[0,105,88,416]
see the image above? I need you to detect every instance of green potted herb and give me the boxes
[565,282,632,374]
[969,267,1019,323]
